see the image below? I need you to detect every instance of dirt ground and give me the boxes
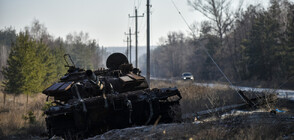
[88,99,294,140]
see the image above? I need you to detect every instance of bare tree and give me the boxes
[25,19,51,43]
[188,0,243,46]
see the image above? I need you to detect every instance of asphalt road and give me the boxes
[151,77,294,101]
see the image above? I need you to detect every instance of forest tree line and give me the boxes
[1,0,294,100]
[0,20,105,100]
[139,0,294,87]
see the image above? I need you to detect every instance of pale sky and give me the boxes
[0,0,279,47]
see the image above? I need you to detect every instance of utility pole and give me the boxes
[101,46,104,67]
[129,7,144,68]
[146,0,151,84]
[125,28,135,63]
[123,36,129,60]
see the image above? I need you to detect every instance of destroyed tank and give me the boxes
[42,53,182,139]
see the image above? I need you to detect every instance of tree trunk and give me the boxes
[26,94,29,109]
[13,94,16,106]
[3,92,6,106]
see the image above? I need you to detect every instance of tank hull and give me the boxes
[45,88,181,138]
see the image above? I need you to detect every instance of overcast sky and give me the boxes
[0,0,281,47]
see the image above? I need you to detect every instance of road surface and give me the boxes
[151,77,294,101]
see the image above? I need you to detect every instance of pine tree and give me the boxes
[243,13,268,80]
[36,41,57,89]
[3,31,58,104]
[268,0,285,79]
[3,32,39,99]
[286,4,294,77]
[242,1,285,81]
[51,40,67,80]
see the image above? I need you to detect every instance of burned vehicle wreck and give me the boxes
[42,53,182,139]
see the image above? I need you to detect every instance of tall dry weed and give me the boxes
[151,80,243,114]
[0,91,47,138]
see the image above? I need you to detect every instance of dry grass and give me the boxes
[147,80,294,139]
[0,80,288,139]
[0,90,47,138]
[150,80,245,114]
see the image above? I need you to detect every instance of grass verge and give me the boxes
[0,91,47,138]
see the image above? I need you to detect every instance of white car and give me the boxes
[181,72,194,80]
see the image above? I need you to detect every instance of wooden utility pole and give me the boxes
[125,28,135,63]
[129,7,144,68]
[123,36,129,60]
[146,0,151,84]
[101,46,104,67]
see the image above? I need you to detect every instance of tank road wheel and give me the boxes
[160,101,182,123]
[47,126,53,139]
[168,104,182,122]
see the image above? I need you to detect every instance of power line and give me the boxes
[170,0,251,106]
[139,17,146,32]
[170,0,195,36]
[134,0,144,11]
[138,0,143,10]
[125,28,135,63]
[137,11,146,44]
[129,7,144,68]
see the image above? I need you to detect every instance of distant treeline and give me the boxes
[0,20,105,97]
[1,0,294,97]
[139,0,294,86]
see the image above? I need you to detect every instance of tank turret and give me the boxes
[43,53,182,139]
